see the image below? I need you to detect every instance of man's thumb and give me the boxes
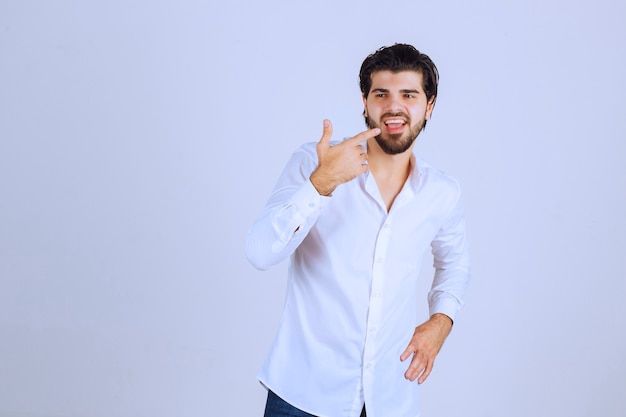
[318,119,333,147]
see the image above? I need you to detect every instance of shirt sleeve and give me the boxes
[428,190,471,322]
[246,144,330,270]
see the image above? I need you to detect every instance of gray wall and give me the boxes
[1,0,625,416]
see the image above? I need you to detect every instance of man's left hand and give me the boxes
[400,313,453,384]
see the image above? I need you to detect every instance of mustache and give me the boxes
[380,112,410,120]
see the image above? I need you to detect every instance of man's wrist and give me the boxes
[310,171,336,196]
[430,313,453,327]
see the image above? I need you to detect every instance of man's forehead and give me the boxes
[369,70,424,89]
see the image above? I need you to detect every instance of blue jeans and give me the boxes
[264,390,366,417]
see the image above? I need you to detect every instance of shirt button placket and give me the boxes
[362,218,392,398]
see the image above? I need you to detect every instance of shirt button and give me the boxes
[308,202,315,208]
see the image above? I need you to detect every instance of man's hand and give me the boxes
[400,313,453,384]
[309,119,380,196]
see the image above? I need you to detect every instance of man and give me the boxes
[246,44,471,417]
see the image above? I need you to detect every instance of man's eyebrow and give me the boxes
[370,88,421,94]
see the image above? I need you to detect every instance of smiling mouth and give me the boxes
[384,120,406,127]
[383,118,407,133]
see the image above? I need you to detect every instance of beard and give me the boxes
[366,112,425,155]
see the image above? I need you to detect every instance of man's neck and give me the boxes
[366,138,414,212]
[366,138,413,181]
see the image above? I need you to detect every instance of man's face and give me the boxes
[363,70,435,155]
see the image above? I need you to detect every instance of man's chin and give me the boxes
[375,135,414,155]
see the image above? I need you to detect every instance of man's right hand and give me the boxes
[310,119,380,196]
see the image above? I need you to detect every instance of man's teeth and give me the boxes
[385,120,405,125]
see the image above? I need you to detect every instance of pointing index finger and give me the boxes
[344,127,381,145]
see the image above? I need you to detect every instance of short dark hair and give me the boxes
[359,43,439,104]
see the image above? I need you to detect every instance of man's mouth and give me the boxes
[383,118,407,133]
[384,119,406,126]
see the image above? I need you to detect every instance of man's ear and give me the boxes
[362,94,368,117]
[425,96,436,120]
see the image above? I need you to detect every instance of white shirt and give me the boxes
[246,141,470,417]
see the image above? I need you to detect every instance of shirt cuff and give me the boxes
[429,295,462,323]
[290,179,330,217]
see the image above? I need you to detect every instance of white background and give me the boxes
[1,0,625,416]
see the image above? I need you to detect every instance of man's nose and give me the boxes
[387,94,404,112]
